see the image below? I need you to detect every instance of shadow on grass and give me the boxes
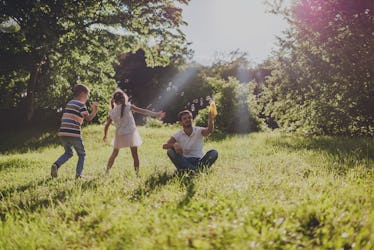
[0,127,60,154]
[129,171,176,201]
[0,178,55,201]
[270,135,374,173]
[0,176,101,221]
[177,174,196,208]
[129,170,198,206]
[0,158,45,172]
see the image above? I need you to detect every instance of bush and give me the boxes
[194,107,209,127]
[205,77,260,134]
[145,117,165,128]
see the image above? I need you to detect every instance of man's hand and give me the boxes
[162,143,183,154]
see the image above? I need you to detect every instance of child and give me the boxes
[103,90,165,175]
[51,84,98,179]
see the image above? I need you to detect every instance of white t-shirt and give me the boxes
[172,126,205,158]
[109,104,137,135]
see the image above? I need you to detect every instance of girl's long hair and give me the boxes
[112,90,129,118]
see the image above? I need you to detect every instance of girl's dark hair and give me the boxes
[112,90,128,118]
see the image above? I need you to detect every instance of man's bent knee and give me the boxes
[167,148,177,158]
[208,150,218,160]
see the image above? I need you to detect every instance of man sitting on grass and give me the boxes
[162,110,218,172]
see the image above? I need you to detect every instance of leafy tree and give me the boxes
[115,49,180,110]
[114,49,212,124]
[204,50,253,83]
[261,0,373,135]
[198,77,260,133]
[0,0,190,124]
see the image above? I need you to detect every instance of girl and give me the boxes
[103,90,165,175]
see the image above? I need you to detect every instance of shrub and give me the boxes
[204,77,260,134]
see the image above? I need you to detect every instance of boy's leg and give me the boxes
[71,138,86,177]
[167,148,196,171]
[106,148,119,175]
[55,137,74,166]
[199,149,218,168]
[130,147,139,175]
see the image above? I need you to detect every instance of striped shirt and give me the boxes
[57,100,89,138]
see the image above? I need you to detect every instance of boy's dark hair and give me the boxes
[73,84,89,97]
[178,110,192,121]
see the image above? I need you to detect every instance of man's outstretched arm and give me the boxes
[202,112,214,137]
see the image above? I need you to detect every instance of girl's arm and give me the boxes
[103,116,112,142]
[131,105,165,119]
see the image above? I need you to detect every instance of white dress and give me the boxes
[109,104,142,149]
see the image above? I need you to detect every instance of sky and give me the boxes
[180,0,290,65]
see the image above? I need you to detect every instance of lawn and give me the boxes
[0,125,373,249]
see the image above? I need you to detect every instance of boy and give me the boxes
[51,84,98,178]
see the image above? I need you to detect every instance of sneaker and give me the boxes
[134,166,139,177]
[51,163,58,178]
[75,174,88,179]
[105,169,110,176]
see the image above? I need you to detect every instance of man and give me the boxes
[163,110,218,172]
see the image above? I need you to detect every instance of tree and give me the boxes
[261,0,373,135]
[0,0,190,123]
[198,77,260,133]
[205,50,253,83]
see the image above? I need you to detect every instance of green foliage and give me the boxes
[194,107,209,127]
[260,0,374,135]
[0,126,373,248]
[0,0,190,123]
[205,77,260,133]
[144,117,165,128]
[204,50,252,83]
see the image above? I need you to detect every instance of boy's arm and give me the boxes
[201,112,214,136]
[85,102,98,121]
[131,105,165,119]
[103,117,112,142]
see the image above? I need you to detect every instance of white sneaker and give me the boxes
[75,174,87,179]
[51,164,58,178]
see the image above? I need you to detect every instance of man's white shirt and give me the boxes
[172,126,205,158]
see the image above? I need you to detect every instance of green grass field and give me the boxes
[0,125,373,249]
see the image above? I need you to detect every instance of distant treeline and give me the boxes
[1,0,372,135]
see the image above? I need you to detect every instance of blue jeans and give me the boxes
[167,148,218,171]
[54,136,86,176]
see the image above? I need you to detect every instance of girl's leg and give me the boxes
[106,148,119,174]
[130,147,139,175]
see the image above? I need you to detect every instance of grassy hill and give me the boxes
[0,125,373,249]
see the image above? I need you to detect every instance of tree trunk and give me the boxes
[26,63,41,122]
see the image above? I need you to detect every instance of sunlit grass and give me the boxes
[0,125,373,249]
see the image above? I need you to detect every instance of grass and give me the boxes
[0,125,373,249]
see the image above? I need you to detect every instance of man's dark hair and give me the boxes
[73,84,89,97]
[178,110,192,121]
